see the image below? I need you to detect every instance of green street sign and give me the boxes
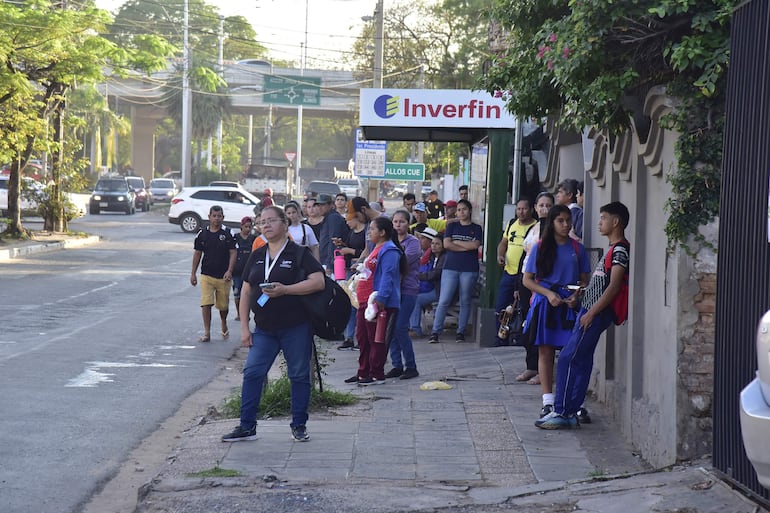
[263,75,321,106]
[384,162,425,181]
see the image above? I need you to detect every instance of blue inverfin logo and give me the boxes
[374,95,399,118]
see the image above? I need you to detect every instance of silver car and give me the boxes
[740,309,770,489]
[149,178,178,203]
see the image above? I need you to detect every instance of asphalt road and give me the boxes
[0,210,238,513]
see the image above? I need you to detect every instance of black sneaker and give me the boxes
[384,367,403,378]
[400,368,419,380]
[337,339,355,350]
[576,407,592,424]
[428,333,439,344]
[221,425,257,442]
[539,404,554,418]
[358,377,386,386]
[291,425,310,442]
[455,332,466,343]
[344,374,360,383]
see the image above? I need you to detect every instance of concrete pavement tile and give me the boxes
[352,464,416,480]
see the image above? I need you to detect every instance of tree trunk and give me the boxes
[3,161,25,238]
[45,91,67,233]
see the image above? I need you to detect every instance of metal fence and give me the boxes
[713,0,770,502]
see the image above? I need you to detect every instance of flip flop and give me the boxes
[515,370,538,382]
[527,375,541,385]
[198,334,211,343]
[221,329,230,340]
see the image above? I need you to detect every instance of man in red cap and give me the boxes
[444,200,458,220]
[261,188,274,208]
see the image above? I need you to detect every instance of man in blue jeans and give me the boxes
[536,202,630,429]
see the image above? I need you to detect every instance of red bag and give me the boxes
[603,241,630,325]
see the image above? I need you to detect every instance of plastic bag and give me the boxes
[419,381,453,390]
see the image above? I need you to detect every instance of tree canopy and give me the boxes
[479,0,737,249]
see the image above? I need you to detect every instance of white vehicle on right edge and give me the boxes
[337,178,362,198]
[740,309,770,489]
[168,185,261,233]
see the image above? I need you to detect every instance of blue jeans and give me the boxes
[553,308,614,416]
[345,306,357,340]
[240,322,313,430]
[389,294,417,370]
[409,289,437,334]
[431,269,478,335]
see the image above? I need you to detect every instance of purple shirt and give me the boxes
[400,234,421,296]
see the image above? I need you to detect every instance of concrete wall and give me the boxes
[544,87,716,468]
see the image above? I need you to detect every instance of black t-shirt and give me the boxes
[194,227,236,278]
[425,198,444,219]
[244,241,324,329]
[233,233,257,277]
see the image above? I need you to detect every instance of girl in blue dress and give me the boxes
[523,205,590,418]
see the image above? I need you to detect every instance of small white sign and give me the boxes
[354,128,387,178]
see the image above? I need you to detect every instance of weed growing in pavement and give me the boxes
[587,468,608,478]
[187,466,241,478]
[221,376,356,419]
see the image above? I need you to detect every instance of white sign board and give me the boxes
[359,89,516,129]
[354,128,387,178]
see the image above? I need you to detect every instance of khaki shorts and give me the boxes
[200,274,230,311]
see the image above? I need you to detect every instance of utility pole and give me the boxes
[217,15,224,178]
[294,0,309,198]
[181,0,192,187]
[373,0,384,88]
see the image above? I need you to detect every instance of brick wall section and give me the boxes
[678,272,716,460]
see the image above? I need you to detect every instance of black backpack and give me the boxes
[296,247,352,340]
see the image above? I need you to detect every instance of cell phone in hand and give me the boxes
[259,282,275,290]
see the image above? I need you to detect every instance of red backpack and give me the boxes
[603,240,630,325]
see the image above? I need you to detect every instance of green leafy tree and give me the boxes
[0,0,173,237]
[480,0,737,248]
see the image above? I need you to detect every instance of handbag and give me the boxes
[497,298,524,340]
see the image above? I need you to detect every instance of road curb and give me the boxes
[0,235,100,261]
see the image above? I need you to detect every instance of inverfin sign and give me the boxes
[359,89,516,129]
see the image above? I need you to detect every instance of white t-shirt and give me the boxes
[288,223,319,247]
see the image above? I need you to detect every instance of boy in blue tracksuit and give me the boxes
[536,202,630,429]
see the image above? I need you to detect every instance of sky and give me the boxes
[94,0,381,69]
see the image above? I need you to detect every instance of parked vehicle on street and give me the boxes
[168,186,261,233]
[149,178,178,203]
[241,160,294,205]
[337,178,363,197]
[125,176,152,211]
[740,310,770,489]
[0,175,43,214]
[305,180,341,198]
[162,170,182,189]
[89,177,136,215]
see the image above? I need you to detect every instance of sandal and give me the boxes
[221,329,230,340]
[527,375,541,385]
[198,334,211,343]
[515,370,538,382]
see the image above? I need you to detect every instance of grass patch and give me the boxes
[187,466,241,478]
[221,376,357,419]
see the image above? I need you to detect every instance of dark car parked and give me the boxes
[125,176,152,211]
[89,177,136,215]
[305,180,341,198]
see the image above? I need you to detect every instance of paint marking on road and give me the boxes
[0,340,18,344]
[65,361,181,388]
[54,281,119,303]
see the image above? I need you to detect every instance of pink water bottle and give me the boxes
[333,250,346,280]
[374,310,388,344]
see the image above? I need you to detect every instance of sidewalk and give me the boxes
[0,218,99,261]
[134,336,767,513]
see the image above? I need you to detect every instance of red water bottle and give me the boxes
[333,250,346,280]
[374,310,388,344]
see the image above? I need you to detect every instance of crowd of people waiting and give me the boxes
[188,180,629,441]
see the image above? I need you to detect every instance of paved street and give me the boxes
[0,211,237,513]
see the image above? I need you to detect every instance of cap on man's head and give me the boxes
[316,193,334,204]
[417,226,439,240]
[445,200,457,208]
[414,202,427,212]
[241,216,253,225]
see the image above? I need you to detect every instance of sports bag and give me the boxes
[603,240,630,325]
[297,247,352,339]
